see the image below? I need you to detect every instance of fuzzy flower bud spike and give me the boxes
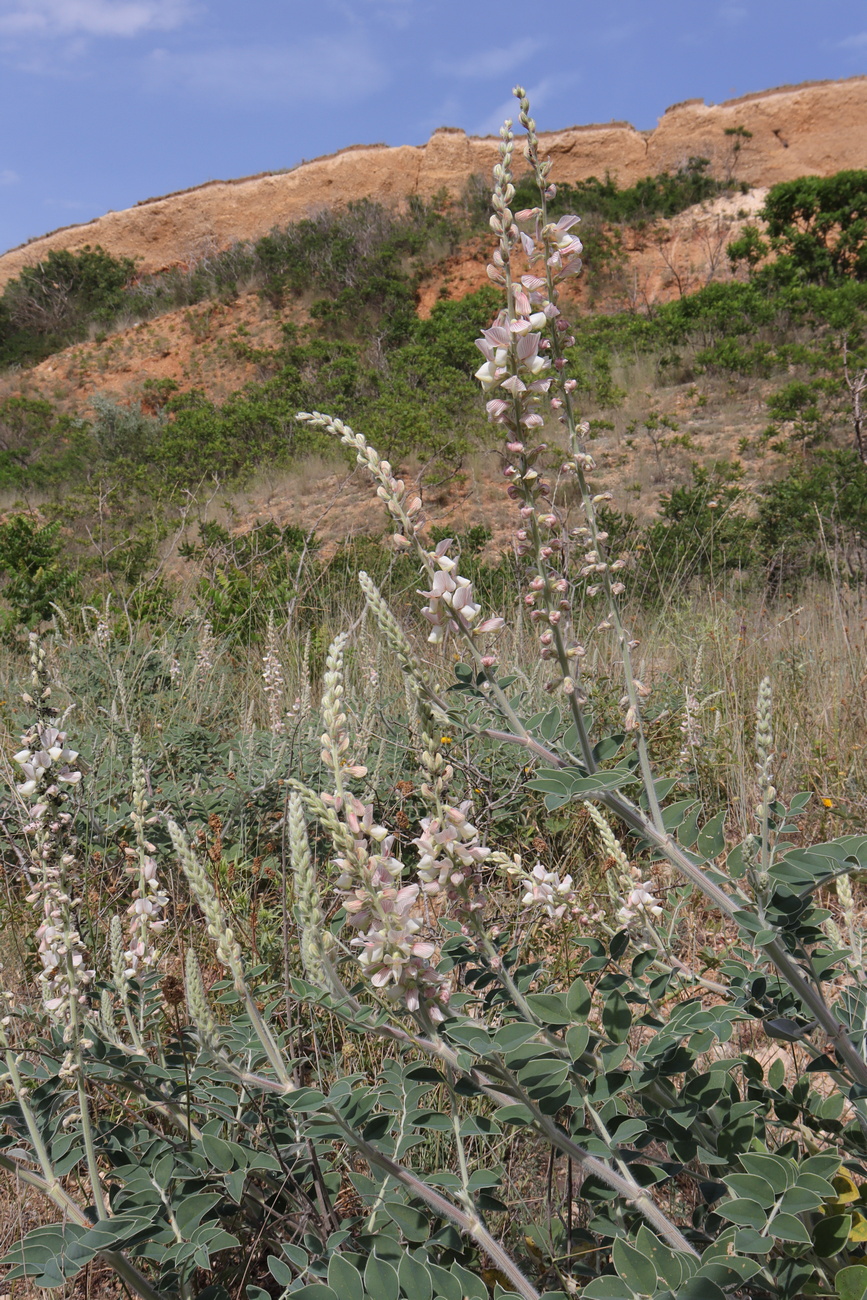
[288,793,331,987]
[184,949,221,1056]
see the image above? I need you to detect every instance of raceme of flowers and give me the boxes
[417,539,496,647]
[297,413,501,652]
[333,789,451,1021]
[14,643,92,1024]
[492,851,580,923]
[414,801,491,911]
[616,881,664,929]
[262,611,287,736]
[123,739,168,978]
[14,724,81,800]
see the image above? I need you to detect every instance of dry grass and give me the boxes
[0,550,865,1295]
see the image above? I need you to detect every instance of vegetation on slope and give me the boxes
[0,170,865,637]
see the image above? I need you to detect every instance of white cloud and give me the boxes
[0,168,19,183]
[839,30,867,48]
[0,0,193,38]
[436,37,545,81]
[718,3,748,22]
[366,0,419,28]
[593,21,646,46]
[146,33,384,105]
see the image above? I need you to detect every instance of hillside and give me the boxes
[1,75,866,287]
[6,74,867,1300]
[0,76,865,627]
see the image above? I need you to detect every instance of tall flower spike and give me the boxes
[288,792,329,985]
[195,615,215,682]
[184,949,221,1055]
[168,819,245,992]
[262,611,286,735]
[320,633,367,783]
[297,412,425,543]
[298,629,313,721]
[14,641,93,1025]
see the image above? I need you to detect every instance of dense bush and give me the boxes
[511,156,732,226]
[116,196,467,338]
[758,448,867,588]
[0,245,136,367]
[145,288,501,484]
[0,396,91,491]
[637,465,754,595]
[178,519,313,640]
[739,171,867,286]
[0,514,77,633]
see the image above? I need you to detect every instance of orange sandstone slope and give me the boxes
[2,76,867,289]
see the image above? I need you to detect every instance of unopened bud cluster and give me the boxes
[754,677,776,817]
[262,611,287,735]
[320,634,367,781]
[169,819,245,991]
[288,792,331,985]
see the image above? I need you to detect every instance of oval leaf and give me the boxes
[612,1237,657,1295]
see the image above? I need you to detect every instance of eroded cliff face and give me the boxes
[1,76,866,288]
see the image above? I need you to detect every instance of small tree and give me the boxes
[759,171,867,284]
[0,515,77,633]
[722,124,753,185]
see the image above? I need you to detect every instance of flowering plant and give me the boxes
[0,91,866,1300]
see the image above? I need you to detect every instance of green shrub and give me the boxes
[510,155,729,225]
[179,519,314,640]
[758,448,867,587]
[637,464,754,594]
[0,515,77,631]
[0,396,92,491]
[759,170,867,285]
[89,393,164,462]
[0,245,136,366]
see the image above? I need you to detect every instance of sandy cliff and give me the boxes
[1,76,866,289]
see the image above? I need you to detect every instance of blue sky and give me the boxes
[1,0,865,255]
